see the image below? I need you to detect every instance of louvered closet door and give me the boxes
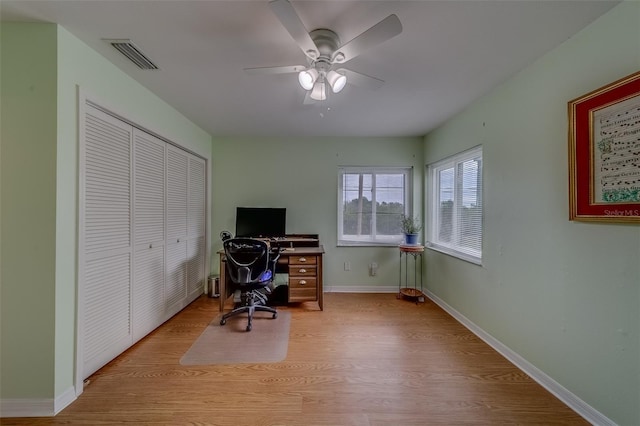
[166,146,188,312]
[187,156,206,297]
[132,130,166,341]
[82,105,133,378]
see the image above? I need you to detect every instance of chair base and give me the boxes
[220,292,277,332]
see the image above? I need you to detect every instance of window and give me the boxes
[427,146,483,263]
[338,167,412,246]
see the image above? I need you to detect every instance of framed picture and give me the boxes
[569,71,640,223]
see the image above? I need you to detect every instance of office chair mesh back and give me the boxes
[224,239,270,286]
[220,238,278,332]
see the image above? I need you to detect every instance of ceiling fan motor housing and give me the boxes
[309,29,342,70]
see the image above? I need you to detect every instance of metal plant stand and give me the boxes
[398,244,425,303]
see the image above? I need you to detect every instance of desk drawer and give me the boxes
[289,265,316,277]
[289,277,316,288]
[289,255,317,265]
[289,277,317,301]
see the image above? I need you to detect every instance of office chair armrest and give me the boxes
[266,246,281,278]
[269,246,282,263]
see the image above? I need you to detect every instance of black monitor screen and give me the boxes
[235,207,286,238]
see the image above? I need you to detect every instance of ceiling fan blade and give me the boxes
[244,65,307,75]
[340,68,385,90]
[269,0,319,60]
[333,14,402,63]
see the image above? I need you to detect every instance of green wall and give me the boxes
[423,2,640,424]
[211,136,423,289]
[1,23,212,407]
[1,23,58,399]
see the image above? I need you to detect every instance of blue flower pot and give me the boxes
[405,233,419,245]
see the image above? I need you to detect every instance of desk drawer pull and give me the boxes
[299,268,307,273]
[299,280,307,285]
[299,257,307,262]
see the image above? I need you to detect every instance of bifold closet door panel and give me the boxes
[133,130,165,248]
[166,146,188,242]
[166,239,187,309]
[133,245,165,340]
[81,105,133,378]
[187,156,206,298]
[165,146,189,311]
[188,157,206,239]
[132,130,166,341]
[187,236,205,296]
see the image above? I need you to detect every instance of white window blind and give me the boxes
[428,146,483,263]
[338,166,412,246]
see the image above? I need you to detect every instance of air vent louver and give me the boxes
[105,39,159,70]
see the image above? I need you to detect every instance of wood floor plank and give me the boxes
[2,293,588,425]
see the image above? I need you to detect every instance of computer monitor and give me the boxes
[235,207,286,238]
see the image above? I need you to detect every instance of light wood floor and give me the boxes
[4,293,588,425]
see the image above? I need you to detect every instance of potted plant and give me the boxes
[401,214,423,245]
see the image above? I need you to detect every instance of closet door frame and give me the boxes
[76,91,208,395]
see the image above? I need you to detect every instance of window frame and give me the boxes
[337,166,413,247]
[427,146,483,264]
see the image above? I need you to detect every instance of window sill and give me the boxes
[426,243,482,266]
[338,239,403,247]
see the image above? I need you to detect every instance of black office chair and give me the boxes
[220,237,280,332]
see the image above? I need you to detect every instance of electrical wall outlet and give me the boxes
[344,261,351,271]
[369,262,378,276]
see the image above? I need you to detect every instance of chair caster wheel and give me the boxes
[273,313,277,319]
[220,318,226,326]
[246,324,252,332]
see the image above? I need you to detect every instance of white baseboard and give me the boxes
[1,398,54,418]
[54,386,77,415]
[325,285,398,293]
[424,289,616,426]
[1,386,76,418]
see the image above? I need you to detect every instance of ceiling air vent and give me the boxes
[105,39,159,70]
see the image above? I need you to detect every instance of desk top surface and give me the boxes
[218,245,324,255]
[278,246,324,255]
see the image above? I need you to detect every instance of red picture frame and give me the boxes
[569,71,640,223]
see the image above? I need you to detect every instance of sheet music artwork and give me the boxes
[593,94,640,204]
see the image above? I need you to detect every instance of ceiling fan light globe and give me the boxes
[327,70,347,93]
[298,68,318,90]
[310,80,327,101]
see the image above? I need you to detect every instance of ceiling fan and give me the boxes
[245,0,403,102]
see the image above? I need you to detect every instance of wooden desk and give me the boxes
[218,245,324,311]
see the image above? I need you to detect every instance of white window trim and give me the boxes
[427,146,483,264]
[338,166,413,247]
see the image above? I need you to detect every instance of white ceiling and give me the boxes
[1,0,618,138]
